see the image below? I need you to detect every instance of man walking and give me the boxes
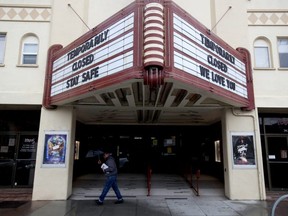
[96,149,124,205]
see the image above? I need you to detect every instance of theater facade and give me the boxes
[1,0,288,201]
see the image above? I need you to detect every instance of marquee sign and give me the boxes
[51,14,135,96]
[43,3,142,107]
[167,2,254,109]
[43,0,254,110]
[173,14,247,99]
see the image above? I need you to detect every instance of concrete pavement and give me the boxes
[0,174,287,216]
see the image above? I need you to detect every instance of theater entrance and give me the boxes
[72,123,224,198]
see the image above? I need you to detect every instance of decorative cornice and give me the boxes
[0,5,51,22]
[247,10,288,26]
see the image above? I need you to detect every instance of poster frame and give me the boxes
[42,130,68,168]
[231,132,256,169]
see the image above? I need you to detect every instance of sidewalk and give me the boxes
[0,174,287,216]
[1,194,286,216]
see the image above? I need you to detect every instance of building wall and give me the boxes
[247,4,288,108]
[1,0,287,200]
[32,107,76,200]
[0,0,51,105]
[222,108,265,200]
[1,0,287,107]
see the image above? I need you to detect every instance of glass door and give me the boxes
[266,136,288,189]
[15,134,37,186]
[0,132,37,187]
[0,134,17,186]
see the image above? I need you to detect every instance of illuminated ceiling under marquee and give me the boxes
[43,0,255,125]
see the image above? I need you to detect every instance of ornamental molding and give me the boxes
[247,10,288,26]
[0,5,51,22]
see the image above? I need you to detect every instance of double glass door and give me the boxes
[0,132,37,187]
[266,136,288,189]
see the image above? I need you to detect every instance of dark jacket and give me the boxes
[103,155,117,177]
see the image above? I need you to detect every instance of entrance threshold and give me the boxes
[70,173,224,200]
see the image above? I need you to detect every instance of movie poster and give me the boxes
[231,132,256,168]
[42,131,68,167]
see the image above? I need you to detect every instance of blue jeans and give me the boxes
[99,175,122,202]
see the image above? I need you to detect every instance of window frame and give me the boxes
[0,33,7,65]
[253,38,272,69]
[20,34,39,66]
[277,37,288,68]
[22,42,38,65]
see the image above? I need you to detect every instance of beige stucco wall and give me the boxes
[248,20,288,108]
[49,0,134,48]
[222,108,265,200]
[32,107,76,200]
[0,0,51,105]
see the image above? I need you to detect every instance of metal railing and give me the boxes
[271,194,288,216]
[147,166,152,196]
[184,166,200,196]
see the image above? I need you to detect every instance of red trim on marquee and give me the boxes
[237,47,255,111]
[164,1,255,109]
[43,44,63,109]
[43,0,255,111]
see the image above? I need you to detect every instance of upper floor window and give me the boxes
[21,35,39,65]
[0,33,6,64]
[278,38,288,68]
[253,38,271,68]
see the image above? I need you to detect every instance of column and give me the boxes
[32,106,76,200]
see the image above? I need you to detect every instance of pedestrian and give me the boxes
[95,149,124,205]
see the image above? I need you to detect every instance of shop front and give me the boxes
[259,114,288,190]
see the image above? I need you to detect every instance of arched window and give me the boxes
[20,34,39,65]
[253,38,271,68]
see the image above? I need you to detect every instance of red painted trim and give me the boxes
[169,2,244,61]
[144,26,164,33]
[144,6,163,13]
[43,44,63,109]
[46,2,144,105]
[144,54,164,59]
[144,40,164,46]
[44,0,254,110]
[144,20,163,26]
[52,3,137,60]
[174,47,245,88]
[144,33,164,40]
[144,13,163,20]
[144,44,163,50]
[144,61,165,68]
[168,68,249,106]
[165,1,253,108]
[173,28,246,77]
[52,47,134,86]
[134,3,144,68]
[163,2,173,70]
[237,47,255,111]
[52,28,134,74]
[142,0,167,4]
[50,67,142,105]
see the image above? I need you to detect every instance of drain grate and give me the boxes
[165,197,187,200]
[0,201,27,209]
